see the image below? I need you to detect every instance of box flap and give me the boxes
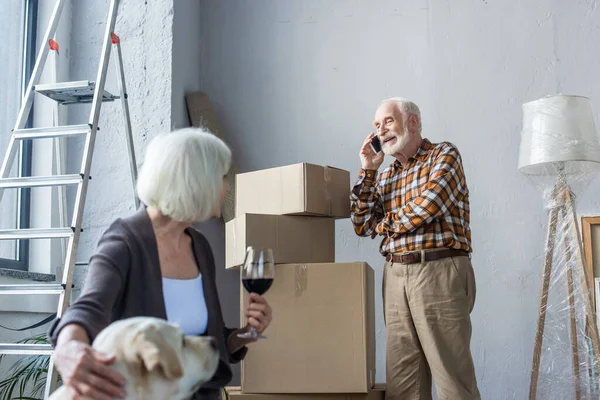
[236,164,304,216]
[225,217,246,269]
[281,164,304,214]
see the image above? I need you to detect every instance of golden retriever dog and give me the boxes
[49,316,220,400]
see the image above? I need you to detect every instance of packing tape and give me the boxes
[294,264,308,296]
[323,166,332,216]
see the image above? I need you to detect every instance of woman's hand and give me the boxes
[228,293,273,353]
[53,338,126,400]
[245,293,272,334]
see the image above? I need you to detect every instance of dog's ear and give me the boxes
[133,325,184,380]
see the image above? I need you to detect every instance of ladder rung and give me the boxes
[0,228,73,240]
[35,80,119,105]
[0,343,53,356]
[13,124,92,140]
[0,284,64,295]
[0,174,82,189]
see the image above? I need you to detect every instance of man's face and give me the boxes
[373,102,411,156]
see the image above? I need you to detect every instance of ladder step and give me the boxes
[0,228,74,240]
[0,174,82,189]
[13,124,92,140]
[0,284,64,295]
[0,343,53,356]
[35,80,119,105]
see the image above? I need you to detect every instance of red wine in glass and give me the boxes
[238,246,275,340]
[242,278,273,296]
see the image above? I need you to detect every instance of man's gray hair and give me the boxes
[382,97,422,134]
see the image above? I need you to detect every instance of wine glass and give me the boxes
[238,246,275,340]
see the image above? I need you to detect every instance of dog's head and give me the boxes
[94,317,220,398]
[176,335,222,397]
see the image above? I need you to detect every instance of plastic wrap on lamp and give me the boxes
[519,95,600,176]
[517,95,600,399]
[519,95,600,202]
[533,201,600,400]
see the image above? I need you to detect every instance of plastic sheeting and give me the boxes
[520,94,600,400]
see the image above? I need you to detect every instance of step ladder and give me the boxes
[0,0,138,397]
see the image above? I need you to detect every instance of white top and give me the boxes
[162,274,209,336]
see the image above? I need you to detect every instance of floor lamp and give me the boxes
[519,95,600,400]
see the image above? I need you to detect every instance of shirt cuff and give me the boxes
[360,168,378,183]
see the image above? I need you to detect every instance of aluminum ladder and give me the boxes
[0,0,139,397]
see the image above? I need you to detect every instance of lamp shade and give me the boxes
[518,94,600,176]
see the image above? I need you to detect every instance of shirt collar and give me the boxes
[392,138,432,169]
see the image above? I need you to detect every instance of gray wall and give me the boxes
[172,0,242,384]
[197,0,600,398]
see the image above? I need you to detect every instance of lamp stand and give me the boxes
[529,173,600,400]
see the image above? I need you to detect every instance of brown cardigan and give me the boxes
[49,206,246,399]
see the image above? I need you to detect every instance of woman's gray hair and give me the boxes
[136,127,232,223]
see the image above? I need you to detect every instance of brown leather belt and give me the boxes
[385,249,469,264]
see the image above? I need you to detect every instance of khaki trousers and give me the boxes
[383,254,480,400]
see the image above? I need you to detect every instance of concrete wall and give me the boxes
[67,0,174,266]
[0,0,177,385]
[197,0,600,398]
[67,0,243,383]
[0,0,244,388]
[66,0,175,303]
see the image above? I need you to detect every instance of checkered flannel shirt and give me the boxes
[350,138,472,256]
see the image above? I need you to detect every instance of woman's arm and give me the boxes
[49,221,131,344]
[49,221,131,399]
[52,324,127,400]
[56,323,90,345]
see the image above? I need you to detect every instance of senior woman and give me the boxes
[48,128,272,400]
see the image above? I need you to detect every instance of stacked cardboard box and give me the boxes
[226,162,383,398]
[224,385,386,400]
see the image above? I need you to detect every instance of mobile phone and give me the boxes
[370,136,382,153]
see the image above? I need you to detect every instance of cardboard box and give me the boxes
[224,386,385,400]
[240,262,375,393]
[226,214,335,269]
[235,163,351,218]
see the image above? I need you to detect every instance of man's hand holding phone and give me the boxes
[360,133,385,171]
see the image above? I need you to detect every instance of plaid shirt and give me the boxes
[350,138,471,255]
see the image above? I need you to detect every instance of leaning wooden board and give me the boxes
[186,90,239,223]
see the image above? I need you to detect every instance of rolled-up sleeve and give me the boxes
[49,222,130,346]
[350,169,384,237]
[224,327,248,363]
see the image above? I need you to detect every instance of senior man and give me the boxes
[350,98,480,400]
